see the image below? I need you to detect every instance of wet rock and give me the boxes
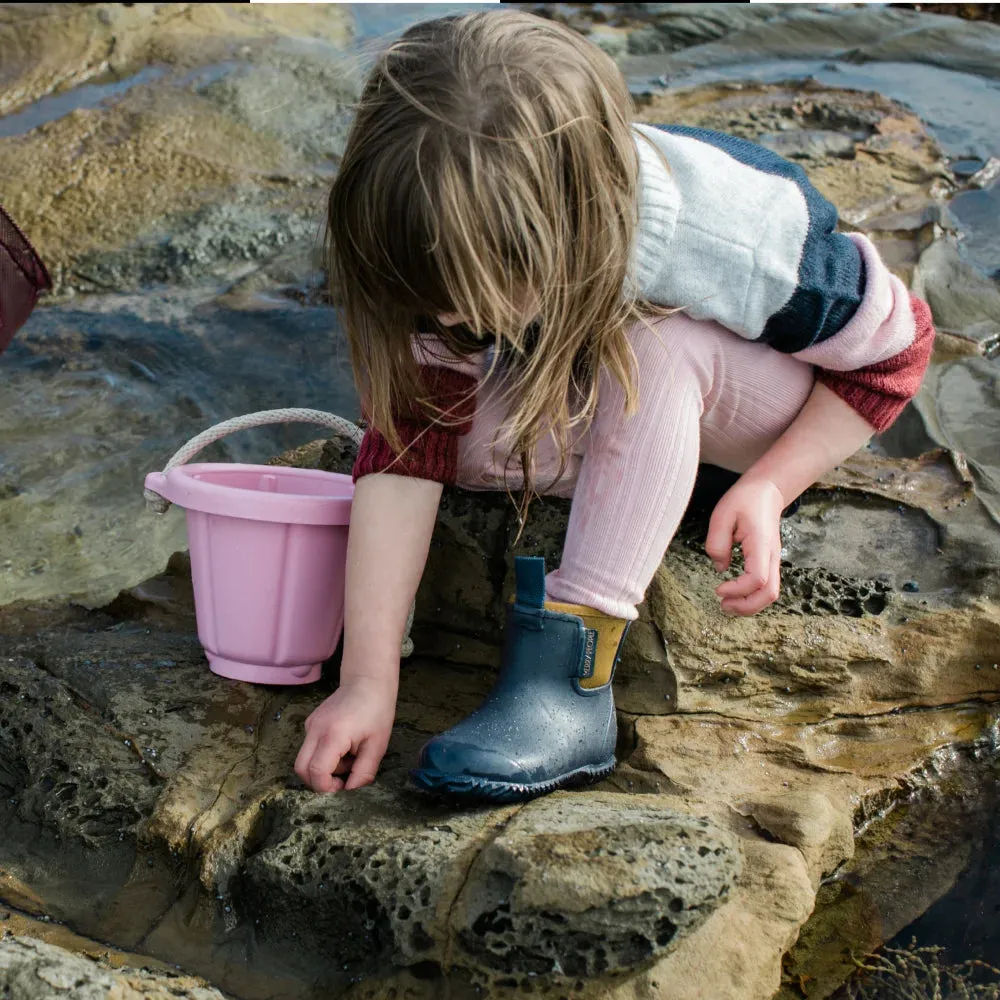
[907,238,1000,522]
[0,652,160,850]
[0,934,228,1000]
[620,6,1000,82]
[239,788,738,983]
[71,202,320,293]
[0,4,355,295]
[916,236,1000,340]
[618,4,781,55]
[0,4,352,119]
[968,156,1000,189]
[452,795,738,979]
[758,128,860,160]
[2,430,1000,999]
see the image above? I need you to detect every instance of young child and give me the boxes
[293,10,934,801]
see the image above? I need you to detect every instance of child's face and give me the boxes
[437,288,540,333]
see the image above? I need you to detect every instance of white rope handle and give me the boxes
[143,408,415,657]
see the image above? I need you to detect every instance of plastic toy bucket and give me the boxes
[143,409,365,686]
[145,462,353,685]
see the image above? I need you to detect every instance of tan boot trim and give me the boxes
[544,601,628,689]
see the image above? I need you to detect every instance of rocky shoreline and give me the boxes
[3,4,1000,999]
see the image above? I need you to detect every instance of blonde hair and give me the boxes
[327,9,644,520]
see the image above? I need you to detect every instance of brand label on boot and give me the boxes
[580,628,598,679]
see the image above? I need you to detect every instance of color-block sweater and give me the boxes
[354,122,935,484]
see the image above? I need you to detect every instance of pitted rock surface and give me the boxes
[452,794,739,979]
[236,787,509,972]
[0,934,228,1000]
[0,654,158,849]
[237,788,737,983]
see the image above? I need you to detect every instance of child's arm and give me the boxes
[705,381,876,616]
[294,473,442,792]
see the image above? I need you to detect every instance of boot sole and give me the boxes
[408,757,617,803]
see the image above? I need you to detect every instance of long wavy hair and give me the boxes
[327,9,646,522]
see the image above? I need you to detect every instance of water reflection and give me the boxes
[0,292,357,606]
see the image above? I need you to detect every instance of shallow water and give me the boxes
[0,291,357,606]
[0,65,167,138]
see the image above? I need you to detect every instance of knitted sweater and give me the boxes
[354,123,935,484]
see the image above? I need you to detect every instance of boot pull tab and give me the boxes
[514,556,546,609]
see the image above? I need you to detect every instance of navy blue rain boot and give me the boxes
[410,556,630,803]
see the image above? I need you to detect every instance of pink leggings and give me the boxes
[455,315,816,619]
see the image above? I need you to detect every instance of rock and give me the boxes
[2,431,1000,998]
[587,28,630,60]
[450,795,738,978]
[620,6,1000,82]
[0,4,352,118]
[238,788,738,983]
[914,236,1000,340]
[621,4,781,55]
[0,652,162,851]
[907,238,1000,523]
[0,4,356,295]
[758,128,860,160]
[745,792,854,887]
[968,156,1000,189]
[0,934,229,1000]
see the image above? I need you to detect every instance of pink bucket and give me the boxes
[144,460,353,686]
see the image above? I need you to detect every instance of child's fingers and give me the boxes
[293,731,321,786]
[704,507,736,572]
[716,529,772,599]
[344,737,387,791]
[304,735,355,793]
[721,549,781,616]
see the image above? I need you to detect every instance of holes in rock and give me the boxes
[655,917,676,947]
[410,924,434,951]
[668,897,683,913]
[396,905,411,921]
[472,903,513,937]
[780,566,890,618]
[408,961,442,981]
[54,783,77,803]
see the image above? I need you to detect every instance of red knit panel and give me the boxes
[816,294,936,432]
[352,365,478,484]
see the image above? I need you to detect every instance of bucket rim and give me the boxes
[146,462,354,526]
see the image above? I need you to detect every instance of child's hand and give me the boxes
[293,676,397,793]
[705,476,786,616]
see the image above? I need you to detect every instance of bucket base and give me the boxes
[208,654,322,686]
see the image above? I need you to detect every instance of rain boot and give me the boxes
[409,556,630,803]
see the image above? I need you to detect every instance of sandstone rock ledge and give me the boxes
[2,429,999,1000]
